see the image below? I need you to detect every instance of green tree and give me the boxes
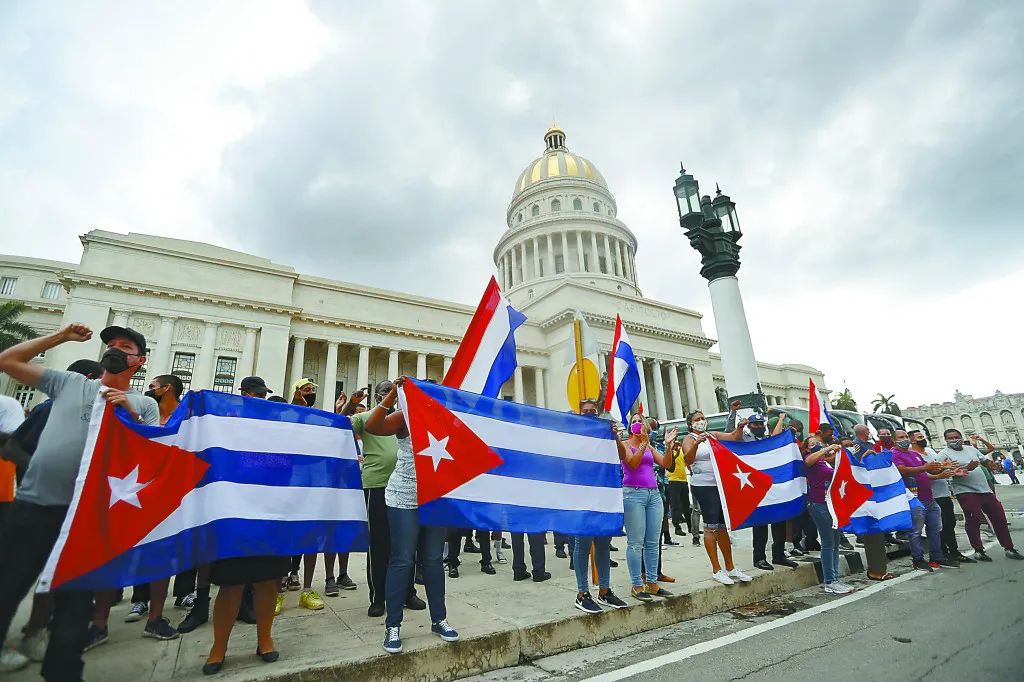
[0,301,36,351]
[871,393,902,416]
[831,388,858,411]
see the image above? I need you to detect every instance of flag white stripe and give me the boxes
[850,465,902,487]
[460,305,513,393]
[849,494,910,520]
[150,414,359,460]
[453,411,619,465]
[759,477,807,506]
[140,482,368,545]
[727,443,803,470]
[444,473,624,513]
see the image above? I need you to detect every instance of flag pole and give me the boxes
[573,319,588,407]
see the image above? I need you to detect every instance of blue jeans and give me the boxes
[909,499,945,562]
[572,536,611,593]
[385,506,446,628]
[623,487,663,586]
[807,502,842,584]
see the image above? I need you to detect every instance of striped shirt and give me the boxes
[384,436,418,510]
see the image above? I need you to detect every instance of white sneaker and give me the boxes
[20,629,48,662]
[728,568,753,583]
[494,541,507,564]
[824,582,854,594]
[125,601,148,622]
[0,646,30,673]
[834,581,857,593]
[712,570,735,585]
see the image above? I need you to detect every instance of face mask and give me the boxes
[895,439,911,450]
[809,444,823,453]
[879,436,894,446]
[947,439,964,450]
[630,422,644,435]
[750,426,765,435]
[691,419,708,432]
[303,393,317,407]
[100,348,131,375]
[144,389,163,403]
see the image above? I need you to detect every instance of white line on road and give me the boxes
[582,571,922,682]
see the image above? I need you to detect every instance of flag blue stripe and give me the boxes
[843,510,913,534]
[870,480,911,503]
[489,447,622,489]
[760,460,805,485]
[420,498,623,536]
[194,449,363,490]
[479,306,527,399]
[736,496,805,529]
[415,380,616,440]
[59,518,369,591]
[720,429,797,456]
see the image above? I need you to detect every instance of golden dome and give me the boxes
[513,127,608,199]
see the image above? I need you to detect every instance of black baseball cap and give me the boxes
[240,376,272,395]
[100,326,148,355]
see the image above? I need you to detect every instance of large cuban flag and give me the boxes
[603,315,642,426]
[840,450,913,534]
[39,391,368,592]
[443,276,527,398]
[708,430,806,530]
[808,378,840,434]
[399,378,624,536]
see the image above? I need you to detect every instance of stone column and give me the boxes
[150,316,176,375]
[356,345,370,391]
[519,242,528,282]
[560,231,570,273]
[534,367,546,408]
[288,335,307,392]
[603,234,614,276]
[532,236,541,278]
[636,356,650,415]
[194,322,221,390]
[322,341,339,410]
[668,362,683,418]
[387,349,399,380]
[510,245,519,286]
[651,359,668,422]
[576,232,586,271]
[629,250,638,285]
[590,232,600,273]
[416,352,427,379]
[238,326,258,379]
[619,242,631,282]
[683,364,698,414]
[443,355,453,378]
[513,366,524,403]
[546,234,556,276]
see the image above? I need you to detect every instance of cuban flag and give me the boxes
[840,449,913,534]
[808,378,839,434]
[399,378,623,536]
[38,391,368,592]
[443,276,526,398]
[708,430,806,530]
[826,448,874,529]
[603,315,642,426]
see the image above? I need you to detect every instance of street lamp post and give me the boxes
[673,165,765,414]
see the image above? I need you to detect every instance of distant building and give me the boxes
[905,390,1024,450]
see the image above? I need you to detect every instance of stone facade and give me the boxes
[905,390,1024,450]
[0,127,827,419]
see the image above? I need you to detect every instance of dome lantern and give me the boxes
[544,123,566,151]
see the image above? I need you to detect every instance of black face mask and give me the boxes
[303,393,317,406]
[100,348,131,375]
[914,439,927,448]
[144,389,162,403]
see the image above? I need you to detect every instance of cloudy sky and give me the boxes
[2,1,1021,410]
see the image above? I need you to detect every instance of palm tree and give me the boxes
[871,393,901,416]
[831,388,858,411]
[0,301,36,351]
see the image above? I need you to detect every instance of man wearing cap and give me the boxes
[0,323,159,678]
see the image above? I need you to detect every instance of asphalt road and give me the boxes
[473,484,1024,682]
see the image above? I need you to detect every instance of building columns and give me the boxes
[193,322,220,390]
[387,349,400,380]
[576,231,585,271]
[560,231,569,274]
[322,341,339,410]
[651,359,668,422]
[443,355,453,378]
[150,316,176,376]
[513,366,524,403]
[532,236,541,278]
[590,232,600,273]
[416,352,427,379]
[683,364,698,415]
[546,234,556,276]
[288,336,307,393]
[668,362,683,419]
[239,326,258,379]
[534,367,545,408]
[636,356,650,415]
[356,345,370,391]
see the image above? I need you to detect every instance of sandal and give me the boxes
[867,572,896,581]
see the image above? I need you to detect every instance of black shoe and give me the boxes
[839,540,854,551]
[936,558,960,568]
[574,592,602,614]
[609,559,619,568]
[974,551,993,562]
[481,562,496,575]
[805,541,822,551]
[1007,549,1024,560]
[338,573,357,590]
[609,544,619,552]
[448,565,459,578]
[555,548,568,559]
[913,560,934,572]
[143,617,180,640]
[236,601,257,624]
[464,540,481,553]
[501,538,511,549]
[596,590,628,609]
[532,571,552,583]
[405,595,426,610]
[177,601,210,633]
[367,602,385,618]
[754,559,773,571]
[674,524,686,536]
[514,571,532,581]
[954,552,976,564]
[324,576,340,597]
[256,647,280,663]
[83,623,109,651]
[202,661,223,675]
[692,537,701,546]
[664,539,679,546]
[773,558,799,569]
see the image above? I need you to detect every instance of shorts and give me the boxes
[691,485,725,529]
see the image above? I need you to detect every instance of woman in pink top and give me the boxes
[621,415,676,601]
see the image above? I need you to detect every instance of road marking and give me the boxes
[584,539,1001,681]
[581,572,922,681]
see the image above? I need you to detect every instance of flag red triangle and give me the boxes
[808,379,821,433]
[401,379,504,506]
[51,405,210,589]
[827,449,874,528]
[709,437,774,529]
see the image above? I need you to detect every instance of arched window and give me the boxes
[551,199,561,212]
[1001,410,1016,427]
[961,415,975,433]
[531,205,539,217]
[573,198,583,211]
[925,418,937,439]
[593,201,600,212]
[942,416,955,432]
[980,412,995,429]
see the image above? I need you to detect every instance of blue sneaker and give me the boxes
[383,626,402,654]
[431,619,459,642]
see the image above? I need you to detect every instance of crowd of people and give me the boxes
[0,323,1022,680]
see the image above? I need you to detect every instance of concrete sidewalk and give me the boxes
[1,526,953,682]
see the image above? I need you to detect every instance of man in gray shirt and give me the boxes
[939,428,1023,563]
[0,323,158,679]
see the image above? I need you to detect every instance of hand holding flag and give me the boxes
[826,447,874,529]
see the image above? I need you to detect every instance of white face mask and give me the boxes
[691,419,708,433]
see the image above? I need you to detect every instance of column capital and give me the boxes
[244,326,259,335]
[292,335,308,342]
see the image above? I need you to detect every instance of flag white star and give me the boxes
[417,432,454,472]
[733,466,753,489]
[108,465,151,509]
[839,480,848,498]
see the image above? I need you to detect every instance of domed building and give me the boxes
[0,125,826,419]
